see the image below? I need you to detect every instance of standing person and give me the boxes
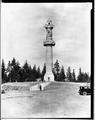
[38,83,42,91]
[40,84,42,91]
[48,77,50,81]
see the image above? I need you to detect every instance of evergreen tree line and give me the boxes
[2,58,90,84]
[53,60,91,82]
[2,58,43,83]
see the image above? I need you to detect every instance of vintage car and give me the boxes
[78,85,91,95]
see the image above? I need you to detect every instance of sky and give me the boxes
[1,3,92,75]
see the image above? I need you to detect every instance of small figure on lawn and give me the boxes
[38,83,42,91]
[39,84,42,91]
[48,77,50,81]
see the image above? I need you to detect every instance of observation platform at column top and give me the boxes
[43,40,55,46]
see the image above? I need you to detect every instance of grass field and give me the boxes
[1,82,91,118]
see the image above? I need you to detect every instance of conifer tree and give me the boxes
[2,59,7,83]
[36,66,41,78]
[66,67,73,82]
[13,61,21,82]
[58,66,66,81]
[77,68,83,82]
[7,60,12,82]
[32,64,37,79]
[11,58,16,67]
[54,60,60,81]
[8,58,21,82]
[23,61,31,81]
[72,69,76,82]
[54,59,60,75]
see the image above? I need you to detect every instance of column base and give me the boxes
[44,72,54,82]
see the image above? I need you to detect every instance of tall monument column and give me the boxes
[43,19,55,81]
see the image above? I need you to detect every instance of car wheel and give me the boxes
[83,91,87,95]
